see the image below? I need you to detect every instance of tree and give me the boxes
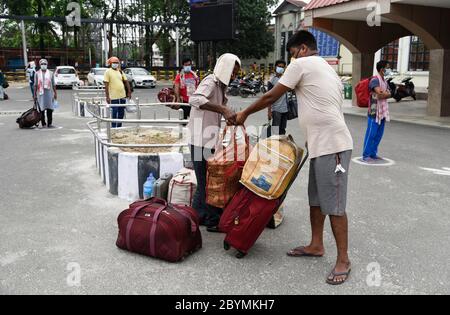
[128,0,190,67]
[217,0,277,60]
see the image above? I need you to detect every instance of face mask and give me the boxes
[40,65,48,71]
[183,66,192,73]
[111,63,119,70]
[276,67,285,75]
[384,69,392,76]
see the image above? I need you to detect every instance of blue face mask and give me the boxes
[183,66,192,73]
[276,67,285,75]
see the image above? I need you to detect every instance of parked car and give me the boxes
[87,68,108,87]
[123,68,157,89]
[54,66,79,88]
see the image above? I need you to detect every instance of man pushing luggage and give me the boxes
[234,31,354,286]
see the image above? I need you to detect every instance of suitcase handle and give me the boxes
[129,198,167,219]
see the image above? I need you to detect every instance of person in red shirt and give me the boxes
[173,58,199,119]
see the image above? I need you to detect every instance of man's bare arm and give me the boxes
[104,82,110,103]
[374,86,391,100]
[174,82,181,102]
[236,83,291,125]
[200,102,237,123]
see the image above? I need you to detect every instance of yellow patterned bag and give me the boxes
[240,135,303,200]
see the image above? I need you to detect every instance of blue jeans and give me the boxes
[111,99,126,128]
[190,145,223,227]
[363,116,386,159]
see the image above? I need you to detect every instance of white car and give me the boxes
[123,68,157,89]
[87,68,108,87]
[54,66,79,88]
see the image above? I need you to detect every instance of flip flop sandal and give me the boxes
[326,268,352,286]
[287,246,324,258]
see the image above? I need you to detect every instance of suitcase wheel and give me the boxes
[235,251,247,259]
[224,241,231,251]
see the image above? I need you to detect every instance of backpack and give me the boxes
[355,77,375,108]
[157,87,176,103]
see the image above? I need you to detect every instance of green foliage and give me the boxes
[218,0,277,60]
[0,0,276,65]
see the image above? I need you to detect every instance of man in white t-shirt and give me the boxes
[235,30,353,285]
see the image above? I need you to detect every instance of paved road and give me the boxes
[0,85,449,295]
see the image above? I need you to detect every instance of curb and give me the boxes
[0,111,23,116]
[344,111,450,130]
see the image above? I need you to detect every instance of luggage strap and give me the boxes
[173,207,198,233]
[125,198,167,252]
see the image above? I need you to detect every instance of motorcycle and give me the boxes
[387,77,417,102]
[227,77,241,97]
[238,74,267,98]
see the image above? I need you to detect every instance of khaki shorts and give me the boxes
[308,150,352,216]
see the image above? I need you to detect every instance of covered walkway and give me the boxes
[304,0,450,117]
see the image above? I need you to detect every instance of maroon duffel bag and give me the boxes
[116,197,202,262]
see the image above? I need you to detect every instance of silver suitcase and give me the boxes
[152,173,174,200]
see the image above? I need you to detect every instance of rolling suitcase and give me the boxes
[152,173,173,200]
[16,102,41,129]
[116,197,202,262]
[220,148,309,258]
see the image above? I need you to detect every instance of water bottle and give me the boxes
[143,173,156,200]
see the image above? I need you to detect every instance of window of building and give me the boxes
[380,40,399,70]
[409,36,430,71]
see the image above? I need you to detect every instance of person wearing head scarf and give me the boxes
[187,53,241,230]
[34,59,57,128]
[104,56,132,128]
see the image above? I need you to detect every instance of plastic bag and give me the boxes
[126,99,138,113]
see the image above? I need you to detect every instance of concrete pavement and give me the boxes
[0,86,449,295]
[343,99,450,130]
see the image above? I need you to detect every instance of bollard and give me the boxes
[136,97,141,130]
[178,108,184,140]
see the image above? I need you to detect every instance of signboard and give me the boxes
[309,28,340,58]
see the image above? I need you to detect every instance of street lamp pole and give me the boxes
[20,20,28,67]
[176,27,180,67]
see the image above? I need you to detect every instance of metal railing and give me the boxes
[72,87,106,116]
[86,99,191,150]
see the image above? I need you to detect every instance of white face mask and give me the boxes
[276,67,285,75]
[40,65,48,71]
[111,63,119,70]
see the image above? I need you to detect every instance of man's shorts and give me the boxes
[308,150,352,217]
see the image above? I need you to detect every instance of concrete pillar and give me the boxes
[427,49,450,117]
[352,52,375,106]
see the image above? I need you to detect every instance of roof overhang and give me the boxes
[304,0,395,27]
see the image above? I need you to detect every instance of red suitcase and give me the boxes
[219,149,309,258]
[116,197,202,262]
[220,188,281,257]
